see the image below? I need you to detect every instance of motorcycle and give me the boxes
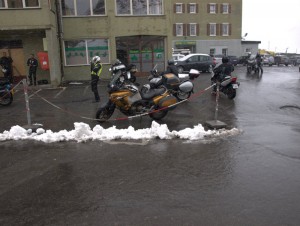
[0,77,13,106]
[109,59,137,83]
[247,55,260,74]
[95,66,178,123]
[145,64,200,101]
[211,69,240,100]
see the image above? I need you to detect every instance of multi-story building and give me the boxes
[0,0,251,87]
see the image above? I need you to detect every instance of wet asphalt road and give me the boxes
[0,66,300,226]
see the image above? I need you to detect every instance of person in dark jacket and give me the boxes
[212,56,234,82]
[90,56,102,102]
[27,54,38,86]
[255,53,263,73]
[165,59,179,76]
[0,52,13,83]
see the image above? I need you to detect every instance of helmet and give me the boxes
[168,59,175,65]
[222,56,229,63]
[92,56,101,64]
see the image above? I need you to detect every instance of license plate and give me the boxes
[232,84,239,89]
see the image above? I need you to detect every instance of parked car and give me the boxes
[238,55,249,66]
[274,55,290,66]
[228,56,238,66]
[262,55,274,66]
[175,53,213,73]
[172,53,185,61]
[290,56,300,66]
[213,54,223,66]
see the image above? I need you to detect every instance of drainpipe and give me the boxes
[55,0,65,85]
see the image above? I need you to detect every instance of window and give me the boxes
[221,3,229,14]
[175,3,183,13]
[64,39,109,66]
[62,0,106,16]
[0,0,39,8]
[208,3,216,13]
[210,48,215,56]
[189,23,197,36]
[209,23,216,36]
[188,3,197,13]
[222,48,228,56]
[116,0,163,15]
[222,23,229,36]
[176,23,183,36]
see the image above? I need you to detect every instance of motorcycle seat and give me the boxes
[141,87,166,100]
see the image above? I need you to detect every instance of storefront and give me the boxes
[116,35,166,75]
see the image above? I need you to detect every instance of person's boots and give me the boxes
[94,92,100,102]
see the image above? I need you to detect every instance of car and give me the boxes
[172,54,185,61]
[262,55,274,66]
[213,54,223,66]
[175,53,213,73]
[274,55,290,66]
[228,55,238,66]
[238,55,249,66]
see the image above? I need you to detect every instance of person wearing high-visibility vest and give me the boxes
[91,56,102,102]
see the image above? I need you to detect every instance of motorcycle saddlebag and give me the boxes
[188,69,200,80]
[158,95,177,110]
[179,80,193,92]
[162,73,180,89]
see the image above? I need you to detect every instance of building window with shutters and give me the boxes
[209,23,216,36]
[222,23,229,36]
[176,23,184,36]
[175,3,183,13]
[208,3,216,14]
[221,3,229,14]
[189,3,197,13]
[189,23,197,36]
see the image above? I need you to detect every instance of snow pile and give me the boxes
[0,121,240,143]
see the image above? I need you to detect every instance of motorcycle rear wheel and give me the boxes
[226,86,236,100]
[0,91,13,106]
[95,103,115,123]
[149,106,168,120]
[175,90,191,101]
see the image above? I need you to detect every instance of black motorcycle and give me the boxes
[144,64,199,101]
[109,59,137,83]
[211,69,240,100]
[0,77,13,106]
[247,55,263,74]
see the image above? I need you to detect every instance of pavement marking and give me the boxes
[29,89,42,98]
[54,87,67,98]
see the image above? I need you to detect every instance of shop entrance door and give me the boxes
[116,35,165,75]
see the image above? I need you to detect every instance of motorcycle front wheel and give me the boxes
[95,102,115,123]
[226,86,236,100]
[149,106,168,120]
[0,91,13,106]
[175,90,191,101]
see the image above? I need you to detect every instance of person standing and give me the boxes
[165,59,179,76]
[0,52,13,83]
[27,54,38,86]
[90,56,102,102]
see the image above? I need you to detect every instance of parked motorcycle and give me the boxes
[0,78,13,106]
[145,64,200,101]
[109,59,137,83]
[95,66,178,123]
[211,69,240,100]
